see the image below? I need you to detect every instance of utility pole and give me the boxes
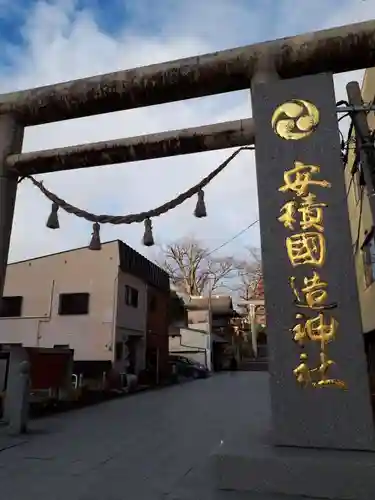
[249,304,258,359]
[207,278,213,372]
[346,81,375,224]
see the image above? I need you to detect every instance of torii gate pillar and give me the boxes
[0,116,23,302]
[214,73,375,500]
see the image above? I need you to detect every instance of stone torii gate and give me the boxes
[2,19,375,499]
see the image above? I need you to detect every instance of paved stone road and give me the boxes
[0,373,318,500]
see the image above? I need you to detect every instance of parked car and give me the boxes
[168,355,209,379]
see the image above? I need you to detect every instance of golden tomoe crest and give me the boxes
[271,99,320,140]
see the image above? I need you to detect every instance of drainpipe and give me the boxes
[35,279,55,347]
[110,273,119,362]
[0,279,56,348]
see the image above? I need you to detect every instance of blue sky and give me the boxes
[0,0,363,66]
[0,0,373,263]
[0,0,128,52]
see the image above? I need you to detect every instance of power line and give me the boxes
[162,219,260,281]
[206,219,259,257]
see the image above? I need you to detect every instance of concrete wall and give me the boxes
[187,310,208,324]
[116,270,147,337]
[0,243,119,361]
[146,285,170,377]
[345,67,375,333]
[169,326,208,366]
[115,270,147,373]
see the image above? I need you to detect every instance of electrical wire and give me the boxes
[162,219,260,287]
[206,219,259,257]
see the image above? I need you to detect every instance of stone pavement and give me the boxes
[0,373,320,500]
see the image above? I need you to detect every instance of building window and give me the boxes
[125,286,138,308]
[0,296,23,317]
[363,236,375,287]
[58,293,90,315]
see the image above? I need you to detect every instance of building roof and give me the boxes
[185,295,234,314]
[117,241,169,292]
[8,239,123,266]
[9,239,170,292]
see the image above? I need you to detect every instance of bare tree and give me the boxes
[157,238,237,296]
[235,247,263,301]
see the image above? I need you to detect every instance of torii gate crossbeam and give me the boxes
[6,119,255,176]
[0,20,375,126]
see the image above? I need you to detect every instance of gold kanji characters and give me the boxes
[293,353,312,387]
[316,350,334,384]
[279,161,331,197]
[299,193,327,232]
[286,231,326,267]
[293,350,346,389]
[289,272,336,310]
[291,313,308,346]
[279,193,327,232]
[291,312,338,346]
[278,201,296,230]
[278,149,345,389]
[314,350,347,389]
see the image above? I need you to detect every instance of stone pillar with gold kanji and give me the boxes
[252,73,375,451]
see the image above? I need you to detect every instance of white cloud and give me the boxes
[1,0,374,263]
